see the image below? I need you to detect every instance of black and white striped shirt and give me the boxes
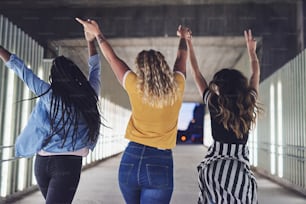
[197,141,257,204]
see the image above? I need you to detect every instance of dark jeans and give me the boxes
[118,141,174,204]
[34,154,82,204]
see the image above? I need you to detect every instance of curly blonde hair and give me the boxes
[209,69,260,139]
[135,49,179,108]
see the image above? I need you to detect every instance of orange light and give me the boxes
[181,135,187,142]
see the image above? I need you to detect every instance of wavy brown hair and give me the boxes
[208,68,259,139]
[135,49,179,108]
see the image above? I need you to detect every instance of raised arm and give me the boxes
[85,31,97,57]
[76,18,130,86]
[187,36,208,96]
[84,30,101,95]
[244,29,260,92]
[0,46,11,63]
[0,45,50,96]
[173,25,189,77]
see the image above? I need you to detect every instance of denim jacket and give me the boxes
[5,54,101,157]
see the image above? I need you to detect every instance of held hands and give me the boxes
[76,18,102,37]
[177,25,192,40]
[244,29,257,60]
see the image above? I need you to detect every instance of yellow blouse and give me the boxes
[123,71,185,149]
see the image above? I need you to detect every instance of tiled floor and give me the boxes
[10,145,306,204]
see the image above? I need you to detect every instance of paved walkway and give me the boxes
[10,145,306,204]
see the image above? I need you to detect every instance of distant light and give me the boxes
[270,84,276,175]
[1,71,15,197]
[191,119,195,123]
[178,103,197,130]
[181,135,187,142]
[277,81,283,178]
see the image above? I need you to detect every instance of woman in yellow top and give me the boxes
[76,18,190,204]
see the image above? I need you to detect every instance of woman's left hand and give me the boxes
[244,29,257,58]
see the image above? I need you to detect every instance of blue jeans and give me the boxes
[34,154,82,204]
[118,141,173,204]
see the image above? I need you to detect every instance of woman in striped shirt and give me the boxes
[188,29,260,204]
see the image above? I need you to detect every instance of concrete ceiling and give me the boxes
[0,0,297,8]
[1,0,282,104]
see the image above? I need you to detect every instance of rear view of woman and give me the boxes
[0,30,102,204]
[188,29,260,204]
[76,18,190,204]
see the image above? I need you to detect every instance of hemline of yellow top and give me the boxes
[123,70,185,150]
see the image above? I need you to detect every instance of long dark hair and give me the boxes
[43,56,101,149]
[208,68,258,139]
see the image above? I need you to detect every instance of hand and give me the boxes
[75,18,101,37]
[85,31,95,42]
[0,45,11,62]
[244,29,257,58]
[177,25,192,40]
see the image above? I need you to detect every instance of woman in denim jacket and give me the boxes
[0,30,102,204]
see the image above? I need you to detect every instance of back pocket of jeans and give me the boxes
[119,163,134,185]
[146,164,169,188]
